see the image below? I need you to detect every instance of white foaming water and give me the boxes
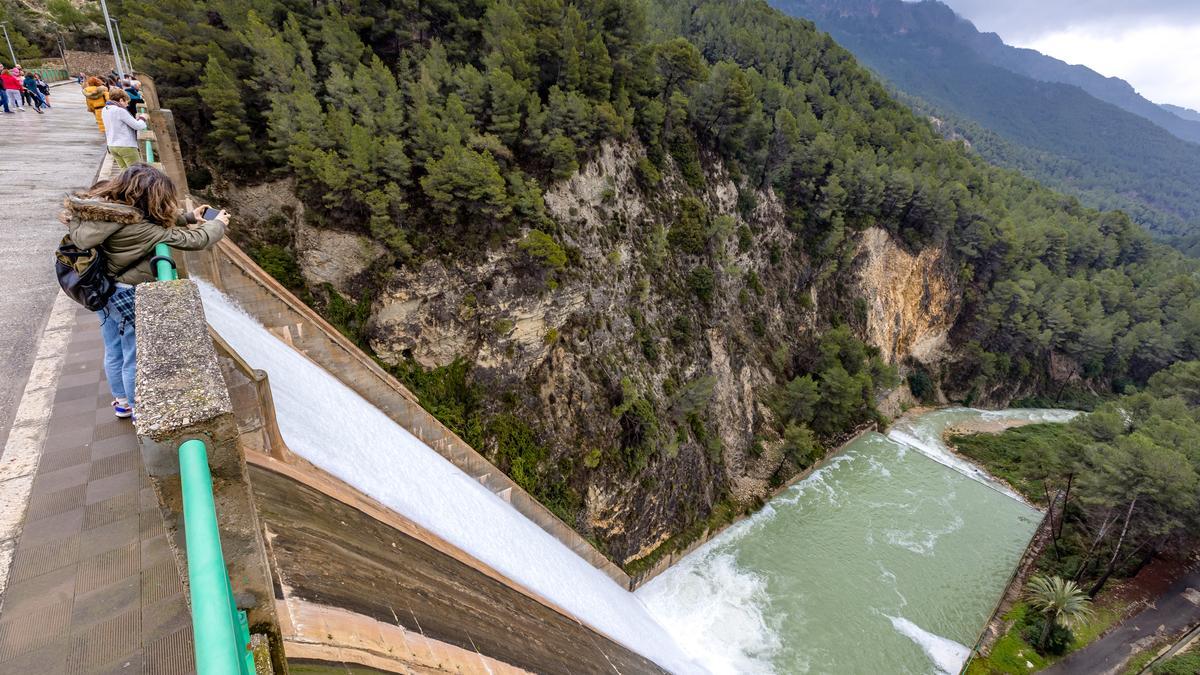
[886,616,970,675]
[638,454,855,674]
[637,553,780,674]
[196,281,700,674]
[887,407,1079,502]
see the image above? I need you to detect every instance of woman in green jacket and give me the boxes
[62,164,228,418]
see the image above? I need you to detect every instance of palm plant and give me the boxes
[1025,574,1095,651]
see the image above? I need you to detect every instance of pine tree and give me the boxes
[197,53,254,171]
[420,144,512,231]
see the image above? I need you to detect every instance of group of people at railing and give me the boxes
[53,67,229,422]
[83,73,148,167]
[1,64,52,114]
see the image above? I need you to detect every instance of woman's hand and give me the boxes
[214,210,230,226]
[192,204,210,221]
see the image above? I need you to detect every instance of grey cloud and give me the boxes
[941,0,1200,40]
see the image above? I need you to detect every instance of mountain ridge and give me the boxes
[770,0,1200,238]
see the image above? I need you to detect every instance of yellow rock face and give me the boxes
[856,227,958,365]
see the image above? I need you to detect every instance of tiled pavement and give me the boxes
[0,308,194,674]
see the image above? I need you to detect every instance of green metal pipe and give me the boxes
[153,242,176,281]
[145,139,155,163]
[179,439,250,674]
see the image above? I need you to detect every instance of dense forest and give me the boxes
[16,0,1198,565]
[771,0,1200,241]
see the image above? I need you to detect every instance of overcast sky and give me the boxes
[941,0,1200,111]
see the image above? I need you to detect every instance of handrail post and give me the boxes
[179,439,254,675]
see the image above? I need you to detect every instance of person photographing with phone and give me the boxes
[58,165,228,419]
[102,89,148,169]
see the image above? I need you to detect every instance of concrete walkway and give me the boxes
[0,303,194,674]
[0,85,106,449]
[0,88,193,673]
[1043,567,1200,674]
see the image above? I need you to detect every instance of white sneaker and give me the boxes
[112,399,133,418]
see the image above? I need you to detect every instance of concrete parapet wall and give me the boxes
[182,240,631,588]
[132,278,284,670]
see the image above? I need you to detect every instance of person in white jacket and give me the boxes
[101,89,148,168]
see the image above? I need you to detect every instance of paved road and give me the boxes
[1042,567,1200,674]
[0,85,105,445]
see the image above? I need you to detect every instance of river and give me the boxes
[637,408,1077,675]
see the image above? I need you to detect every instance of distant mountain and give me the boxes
[1163,104,1200,124]
[770,0,1200,239]
[974,42,1200,146]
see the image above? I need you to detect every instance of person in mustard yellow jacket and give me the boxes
[83,76,109,132]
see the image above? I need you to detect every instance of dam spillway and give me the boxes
[637,409,1073,674]
[195,280,699,674]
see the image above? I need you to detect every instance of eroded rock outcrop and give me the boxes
[855,226,958,365]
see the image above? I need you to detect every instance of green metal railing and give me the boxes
[178,439,255,675]
[29,67,68,82]
[152,243,177,281]
[153,252,250,673]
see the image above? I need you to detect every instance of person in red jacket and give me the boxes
[1,69,23,113]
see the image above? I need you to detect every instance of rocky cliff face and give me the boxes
[223,139,963,566]
[855,226,958,365]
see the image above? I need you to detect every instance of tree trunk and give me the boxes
[1089,496,1137,597]
[1043,483,1063,561]
[1038,614,1055,651]
[1074,508,1115,583]
[1056,473,1074,542]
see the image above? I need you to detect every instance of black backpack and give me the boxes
[54,236,149,311]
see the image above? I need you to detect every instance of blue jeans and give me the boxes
[99,296,137,403]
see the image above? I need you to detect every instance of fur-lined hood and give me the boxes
[61,195,147,250]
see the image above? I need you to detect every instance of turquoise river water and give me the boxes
[637,408,1077,674]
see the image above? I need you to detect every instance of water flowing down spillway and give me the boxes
[196,282,701,674]
[637,409,1075,675]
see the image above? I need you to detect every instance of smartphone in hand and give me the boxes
[202,207,221,221]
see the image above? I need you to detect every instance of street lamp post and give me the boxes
[96,0,124,78]
[56,30,71,77]
[110,18,132,75]
[0,23,17,68]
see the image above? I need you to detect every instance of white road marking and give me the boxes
[0,292,77,606]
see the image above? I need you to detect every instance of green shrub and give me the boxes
[737,225,753,252]
[1021,616,1073,656]
[612,377,660,472]
[519,229,568,270]
[688,266,716,303]
[547,135,579,180]
[583,448,603,469]
[746,269,764,295]
[251,244,306,295]
[782,422,821,467]
[322,286,372,347]
[671,316,693,344]
[907,370,935,402]
[668,197,709,254]
[635,157,662,188]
